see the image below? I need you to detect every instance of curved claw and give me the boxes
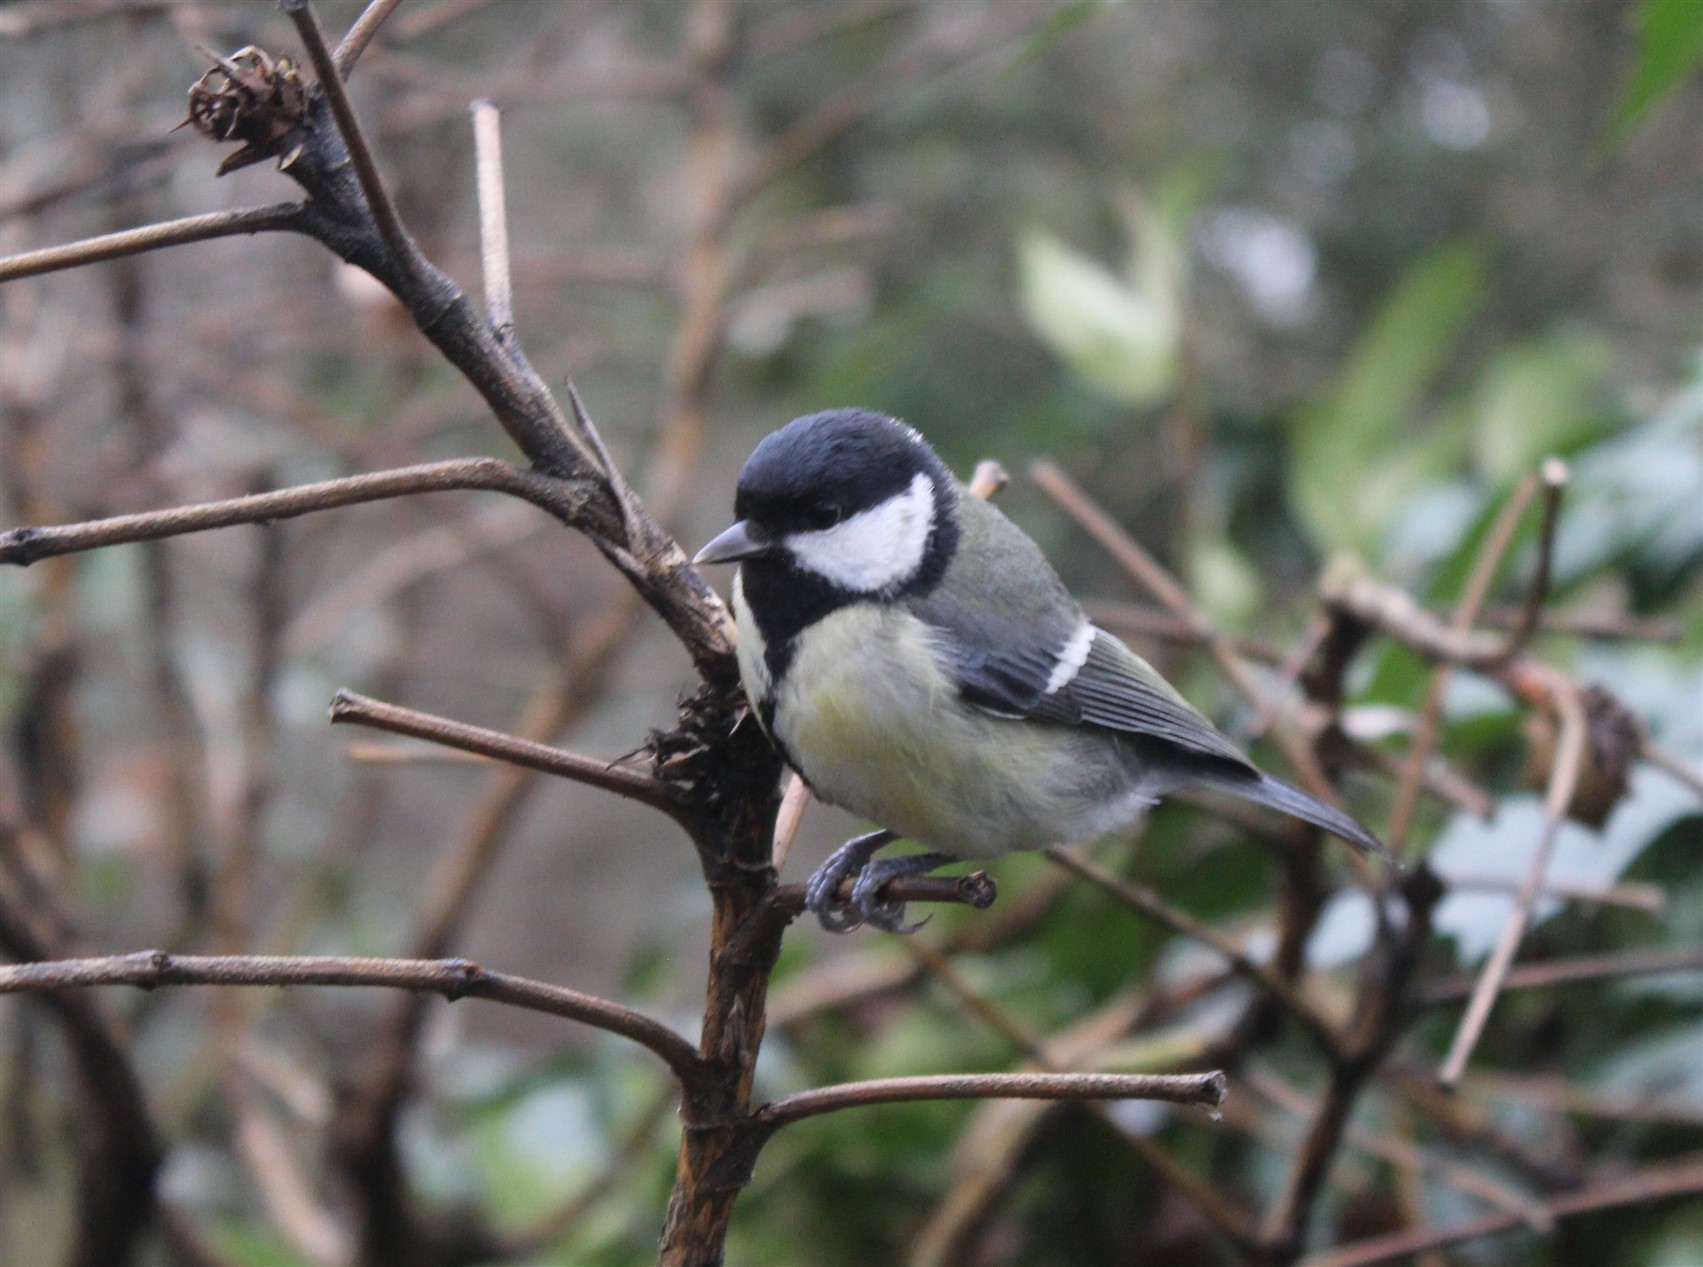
[813,895,865,933]
[864,899,931,935]
[804,829,896,934]
[847,851,953,936]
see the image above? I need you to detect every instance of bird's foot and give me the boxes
[848,852,952,933]
[804,830,896,932]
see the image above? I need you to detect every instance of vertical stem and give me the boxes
[651,0,736,521]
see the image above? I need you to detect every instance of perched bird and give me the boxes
[695,409,1388,933]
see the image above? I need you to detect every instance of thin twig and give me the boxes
[1031,459,1347,813]
[771,772,810,871]
[1421,943,1703,1006]
[1459,1070,1703,1128]
[1245,1066,1553,1234]
[903,940,1260,1252]
[470,99,514,341]
[0,458,584,567]
[1249,612,1332,740]
[1303,1153,1703,1267]
[0,951,707,1088]
[1478,605,1681,643]
[327,689,691,826]
[1438,673,1587,1088]
[1382,469,1540,858]
[1642,738,1703,797]
[1482,459,1569,671]
[333,0,406,75]
[0,204,303,284]
[966,458,1009,499]
[755,1070,1227,1131]
[1045,845,1342,1052]
[284,0,420,273]
[1441,871,1665,915]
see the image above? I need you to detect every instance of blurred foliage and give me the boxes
[1,1,1700,1265]
[1613,0,1703,141]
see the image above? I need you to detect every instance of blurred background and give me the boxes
[0,0,1699,1264]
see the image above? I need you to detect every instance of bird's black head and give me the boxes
[696,409,961,665]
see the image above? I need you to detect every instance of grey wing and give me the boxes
[1041,629,1256,768]
[911,600,1254,769]
[913,493,1255,768]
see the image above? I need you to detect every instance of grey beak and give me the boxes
[694,519,773,565]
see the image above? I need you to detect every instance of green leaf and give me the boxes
[1291,244,1487,554]
[1470,329,1613,480]
[1612,0,1703,143]
[1018,227,1178,408]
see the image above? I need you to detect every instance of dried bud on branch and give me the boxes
[180,46,311,175]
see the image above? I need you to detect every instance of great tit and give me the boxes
[695,409,1387,933]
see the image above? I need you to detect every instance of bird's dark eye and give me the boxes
[804,502,843,530]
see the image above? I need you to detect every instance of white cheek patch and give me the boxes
[731,570,773,704]
[1044,621,1095,695]
[784,472,935,594]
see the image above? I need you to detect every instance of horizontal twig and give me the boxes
[1422,944,1703,1006]
[721,872,998,966]
[1460,1071,1703,1128]
[0,950,706,1087]
[0,204,303,284]
[0,458,590,567]
[755,1069,1227,1131]
[1304,1153,1703,1267]
[328,690,691,827]
[1441,872,1665,915]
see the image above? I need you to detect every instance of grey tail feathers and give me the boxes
[1236,772,1393,864]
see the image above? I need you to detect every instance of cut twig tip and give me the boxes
[967,459,1009,500]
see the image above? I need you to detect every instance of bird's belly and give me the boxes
[770,607,1152,858]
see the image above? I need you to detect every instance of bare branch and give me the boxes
[1380,467,1540,858]
[0,204,303,284]
[284,0,419,274]
[327,689,691,827]
[334,0,407,76]
[755,1069,1227,1131]
[1442,871,1665,915]
[0,950,707,1087]
[721,872,999,967]
[1438,672,1586,1088]
[1422,943,1703,1006]
[0,458,586,567]
[1246,1066,1553,1234]
[1032,459,1353,819]
[471,99,515,341]
[770,772,810,871]
[1643,738,1703,797]
[1045,845,1342,1052]
[1303,1153,1703,1267]
[966,458,1009,499]
[901,939,1260,1252]
[1483,458,1570,670]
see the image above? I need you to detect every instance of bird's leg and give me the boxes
[849,851,954,934]
[804,829,897,932]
